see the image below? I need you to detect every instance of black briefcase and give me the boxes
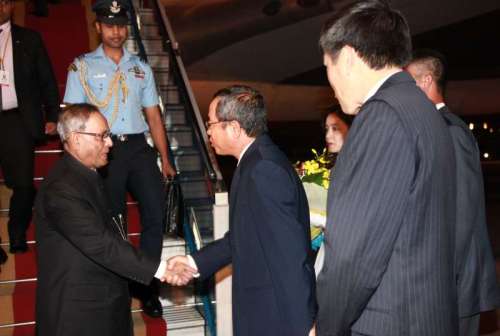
[164,178,183,237]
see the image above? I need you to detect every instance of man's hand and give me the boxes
[45,122,57,135]
[161,158,176,178]
[162,255,197,286]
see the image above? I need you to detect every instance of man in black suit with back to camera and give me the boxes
[316,1,459,335]
[407,49,500,336]
[0,0,60,259]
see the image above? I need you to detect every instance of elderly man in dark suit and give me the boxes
[35,103,194,336]
[168,85,317,336]
[0,0,60,256]
[316,1,459,335]
[407,49,500,336]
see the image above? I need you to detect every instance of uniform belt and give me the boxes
[110,133,144,142]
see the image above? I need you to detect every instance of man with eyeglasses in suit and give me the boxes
[63,0,175,317]
[35,103,195,336]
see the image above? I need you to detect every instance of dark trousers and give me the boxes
[459,314,480,336]
[0,111,35,243]
[100,134,165,299]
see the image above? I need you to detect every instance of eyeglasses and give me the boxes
[74,130,111,141]
[204,120,231,129]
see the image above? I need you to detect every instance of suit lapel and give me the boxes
[10,25,21,90]
[228,138,259,225]
[229,164,241,226]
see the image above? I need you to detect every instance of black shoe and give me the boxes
[142,296,163,318]
[0,246,7,264]
[9,240,28,254]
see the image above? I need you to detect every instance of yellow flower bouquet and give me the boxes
[296,149,331,250]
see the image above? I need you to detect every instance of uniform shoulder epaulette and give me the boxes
[68,55,86,72]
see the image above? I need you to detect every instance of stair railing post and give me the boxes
[213,192,232,335]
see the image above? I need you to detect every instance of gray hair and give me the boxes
[57,103,99,142]
[213,85,268,137]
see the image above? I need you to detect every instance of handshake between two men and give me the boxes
[160,255,199,286]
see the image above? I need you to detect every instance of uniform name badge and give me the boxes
[0,69,9,86]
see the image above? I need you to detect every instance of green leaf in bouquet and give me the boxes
[301,172,324,186]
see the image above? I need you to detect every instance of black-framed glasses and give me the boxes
[204,120,231,129]
[74,130,111,141]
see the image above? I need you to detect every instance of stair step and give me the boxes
[163,305,205,333]
[173,149,203,173]
[138,24,161,39]
[154,69,171,86]
[159,283,195,307]
[148,54,170,68]
[138,9,155,25]
[0,286,202,332]
[164,105,187,127]
[33,151,62,179]
[125,38,166,54]
[167,126,194,149]
[179,178,212,201]
[160,85,181,105]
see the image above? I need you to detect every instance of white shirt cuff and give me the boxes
[154,261,167,279]
[187,255,200,278]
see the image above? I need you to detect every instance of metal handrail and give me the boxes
[185,207,217,335]
[127,0,148,62]
[152,1,224,187]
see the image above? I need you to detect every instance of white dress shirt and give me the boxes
[0,20,18,110]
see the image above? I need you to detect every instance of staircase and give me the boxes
[0,0,224,335]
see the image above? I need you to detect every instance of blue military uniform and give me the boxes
[64,45,158,135]
[63,0,167,318]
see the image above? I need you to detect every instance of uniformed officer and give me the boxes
[63,0,175,318]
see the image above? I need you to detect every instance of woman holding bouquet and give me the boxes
[313,107,353,275]
[324,108,353,166]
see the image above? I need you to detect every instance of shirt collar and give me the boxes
[237,139,255,166]
[92,44,132,64]
[0,20,11,33]
[363,70,401,104]
[435,102,445,110]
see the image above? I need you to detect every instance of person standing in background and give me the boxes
[0,0,60,256]
[63,0,175,317]
[316,1,458,335]
[313,107,352,276]
[407,49,500,336]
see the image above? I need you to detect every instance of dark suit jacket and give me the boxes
[192,134,316,336]
[35,153,158,336]
[11,24,60,139]
[439,105,499,318]
[317,72,458,336]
